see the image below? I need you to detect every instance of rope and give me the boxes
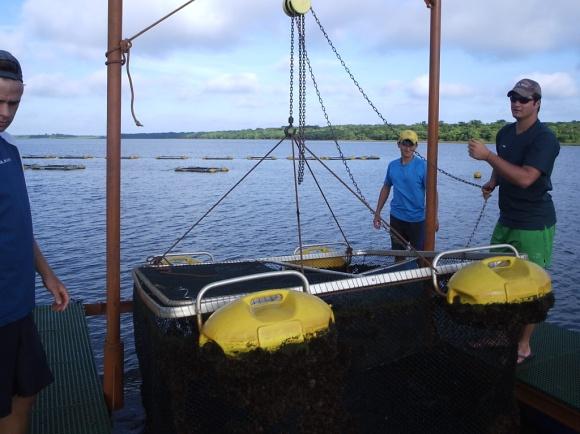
[105,0,198,127]
[126,0,198,43]
[122,41,143,127]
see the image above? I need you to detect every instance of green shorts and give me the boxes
[490,223,555,268]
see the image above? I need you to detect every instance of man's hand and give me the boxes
[42,274,70,312]
[468,139,492,161]
[482,179,496,200]
[373,214,382,230]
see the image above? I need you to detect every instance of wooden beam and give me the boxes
[84,301,133,316]
[516,382,580,432]
[104,0,124,411]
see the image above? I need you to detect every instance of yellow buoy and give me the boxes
[473,171,482,179]
[164,255,200,265]
[199,289,334,355]
[291,245,348,269]
[446,256,551,305]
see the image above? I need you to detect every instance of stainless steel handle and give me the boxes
[196,270,310,332]
[431,244,520,295]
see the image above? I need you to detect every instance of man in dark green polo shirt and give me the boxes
[467,78,559,365]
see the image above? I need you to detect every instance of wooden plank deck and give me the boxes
[31,302,111,434]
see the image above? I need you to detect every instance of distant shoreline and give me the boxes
[15,136,580,146]
[15,120,580,144]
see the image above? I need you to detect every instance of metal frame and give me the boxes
[431,244,520,295]
[134,253,469,319]
[195,270,310,331]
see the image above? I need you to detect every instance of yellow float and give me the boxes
[446,256,551,305]
[199,288,334,355]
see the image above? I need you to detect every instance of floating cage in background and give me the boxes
[132,248,553,434]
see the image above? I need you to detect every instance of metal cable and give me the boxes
[158,137,287,261]
[290,135,305,273]
[302,143,434,270]
[297,138,351,248]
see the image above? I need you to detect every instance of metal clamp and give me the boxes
[431,244,520,296]
[196,270,310,332]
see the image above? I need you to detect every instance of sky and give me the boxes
[1,0,579,135]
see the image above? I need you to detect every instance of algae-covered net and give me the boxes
[131,251,548,434]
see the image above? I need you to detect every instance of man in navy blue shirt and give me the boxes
[468,78,559,365]
[0,50,69,434]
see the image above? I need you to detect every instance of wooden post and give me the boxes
[103,0,124,411]
[424,0,441,251]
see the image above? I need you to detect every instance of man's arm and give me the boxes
[468,139,541,189]
[373,184,391,229]
[33,240,69,312]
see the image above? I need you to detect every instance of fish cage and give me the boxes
[132,246,554,434]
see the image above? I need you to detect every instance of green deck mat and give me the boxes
[516,322,580,411]
[31,302,111,434]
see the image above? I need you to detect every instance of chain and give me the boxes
[297,16,306,184]
[310,8,398,138]
[311,7,485,192]
[412,152,483,189]
[310,7,492,246]
[465,199,488,247]
[303,50,368,206]
[289,18,294,122]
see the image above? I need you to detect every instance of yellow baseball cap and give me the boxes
[398,130,418,145]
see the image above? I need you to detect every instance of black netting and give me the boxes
[133,261,548,434]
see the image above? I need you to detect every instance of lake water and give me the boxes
[17,138,580,432]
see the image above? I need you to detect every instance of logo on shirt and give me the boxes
[0,157,12,165]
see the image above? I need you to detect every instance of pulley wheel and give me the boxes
[283,0,311,17]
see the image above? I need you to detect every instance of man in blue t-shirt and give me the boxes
[373,130,437,254]
[468,78,559,365]
[0,50,69,433]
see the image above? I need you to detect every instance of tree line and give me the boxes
[24,121,580,144]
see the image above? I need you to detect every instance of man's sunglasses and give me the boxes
[509,95,534,104]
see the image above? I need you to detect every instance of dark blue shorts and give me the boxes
[0,313,53,418]
[389,214,425,250]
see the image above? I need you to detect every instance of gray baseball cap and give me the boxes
[0,50,23,82]
[507,78,541,99]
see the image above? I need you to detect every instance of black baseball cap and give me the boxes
[0,50,23,82]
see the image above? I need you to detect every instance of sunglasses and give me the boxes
[509,95,533,104]
[399,140,416,148]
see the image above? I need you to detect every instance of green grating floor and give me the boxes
[31,302,111,434]
[517,322,580,411]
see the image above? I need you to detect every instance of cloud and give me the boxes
[2,0,579,134]
[442,0,580,57]
[25,70,106,98]
[202,73,259,94]
[514,72,578,98]
[407,74,474,98]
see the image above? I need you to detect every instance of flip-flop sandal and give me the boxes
[517,352,535,365]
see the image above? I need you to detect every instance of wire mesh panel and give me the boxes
[133,257,551,434]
